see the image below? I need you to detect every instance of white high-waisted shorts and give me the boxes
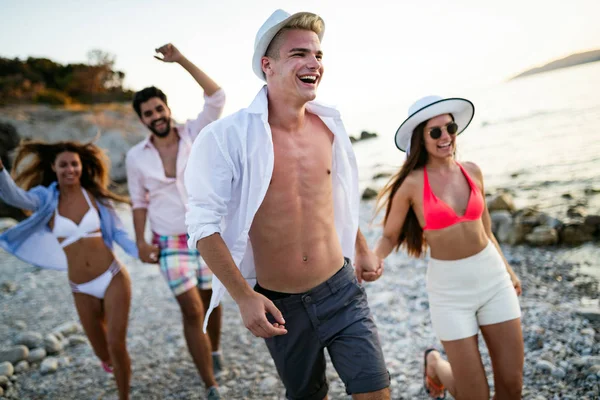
[426,240,521,341]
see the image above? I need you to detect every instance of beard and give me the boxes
[148,118,171,137]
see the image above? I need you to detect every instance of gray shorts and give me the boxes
[255,259,390,400]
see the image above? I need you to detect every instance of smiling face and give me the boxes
[53,151,82,187]
[262,29,324,104]
[422,114,457,159]
[139,97,172,137]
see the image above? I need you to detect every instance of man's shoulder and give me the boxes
[200,108,255,137]
[126,139,149,159]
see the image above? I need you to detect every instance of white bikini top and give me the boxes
[52,187,102,248]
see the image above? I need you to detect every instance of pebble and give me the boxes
[14,360,29,374]
[0,346,29,364]
[0,362,14,377]
[259,376,279,392]
[68,335,87,346]
[15,331,43,349]
[52,322,81,337]
[12,320,27,330]
[0,375,8,388]
[27,348,47,363]
[551,367,566,379]
[40,358,58,374]
[44,334,63,354]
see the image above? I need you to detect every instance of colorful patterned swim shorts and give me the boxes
[152,233,212,296]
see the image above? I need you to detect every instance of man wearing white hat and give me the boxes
[185,9,390,400]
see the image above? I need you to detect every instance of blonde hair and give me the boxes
[265,13,325,59]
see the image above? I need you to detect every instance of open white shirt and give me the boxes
[185,86,359,330]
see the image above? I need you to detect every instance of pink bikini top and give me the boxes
[52,188,102,248]
[422,163,484,231]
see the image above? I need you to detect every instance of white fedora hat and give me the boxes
[252,9,325,81]
[394,96,475,152]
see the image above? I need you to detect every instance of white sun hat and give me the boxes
[394,96,475,153]
[252,9,325,81]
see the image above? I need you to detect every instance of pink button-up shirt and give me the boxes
[126,89,225,236]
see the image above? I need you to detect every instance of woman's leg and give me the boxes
[427,334,490,400]
[72,293,110,364]
[103,267,132,400]
[480,318,524,400]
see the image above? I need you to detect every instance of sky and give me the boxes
[1,0,600,137]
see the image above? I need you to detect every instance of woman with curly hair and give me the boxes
[0,140,149,400]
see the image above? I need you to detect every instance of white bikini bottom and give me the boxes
[69,259,122,299]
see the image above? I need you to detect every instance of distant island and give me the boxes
[510,49,600,80]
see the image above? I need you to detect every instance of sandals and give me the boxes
[424,348,447,399]
[101,361,113,373]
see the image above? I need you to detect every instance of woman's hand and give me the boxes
[509,270,522,296]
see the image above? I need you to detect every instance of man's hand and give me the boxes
[137,241,159,264]
[0,158,4,171]
[238,292,288,338]
[354,249,383,283]
[154,43,184,63]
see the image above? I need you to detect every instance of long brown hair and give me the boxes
[375,120,429,257]
[11,139,130,206]
[375,114,457,258]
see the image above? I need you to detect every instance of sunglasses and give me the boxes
[428,122,458,139]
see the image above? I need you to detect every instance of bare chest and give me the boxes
[156,145,179,178]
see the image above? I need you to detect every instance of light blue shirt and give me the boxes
[0,169,138,270]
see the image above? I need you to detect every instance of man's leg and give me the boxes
[319,270,390,398]
[199,288,223,375]
[176,288,217,388]
[154,233,218,390]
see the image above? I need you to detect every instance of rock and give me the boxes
[52,321,81,337]
[372,172,392,180]
[487,193,516,213]
[538,213,563,230]
[44,334,63,354]
[552,367,566,379]
[0,218,17,233]
[0,362,14,377]
[561,193,573,199]
[584,187,600,195]
[588,364,600,374]
[259,376,279,392]
[525,226,558,246]
[581,328,596,336]
[360,131,378,140]
[490,210,513,243]
[536,360,556,373]
[12,320,26,330]
[57,357,70,368]
[567,205,587,218]
[40,358,58,374]
[27,348,46,363]
[0,387,3,396]
[0,375,8,389]
[584,215,600,230]
[408,383,422,396]
[560,223,594,246]
[0,281,17,294]
[14,360,28,374]
[67,335,87,346]
[362,187,378,200]
[15,332,43,349]
[0,346,29,364]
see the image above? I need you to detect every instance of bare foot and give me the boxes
[426,350,445,398]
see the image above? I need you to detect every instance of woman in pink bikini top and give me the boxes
[372,96,524,400]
